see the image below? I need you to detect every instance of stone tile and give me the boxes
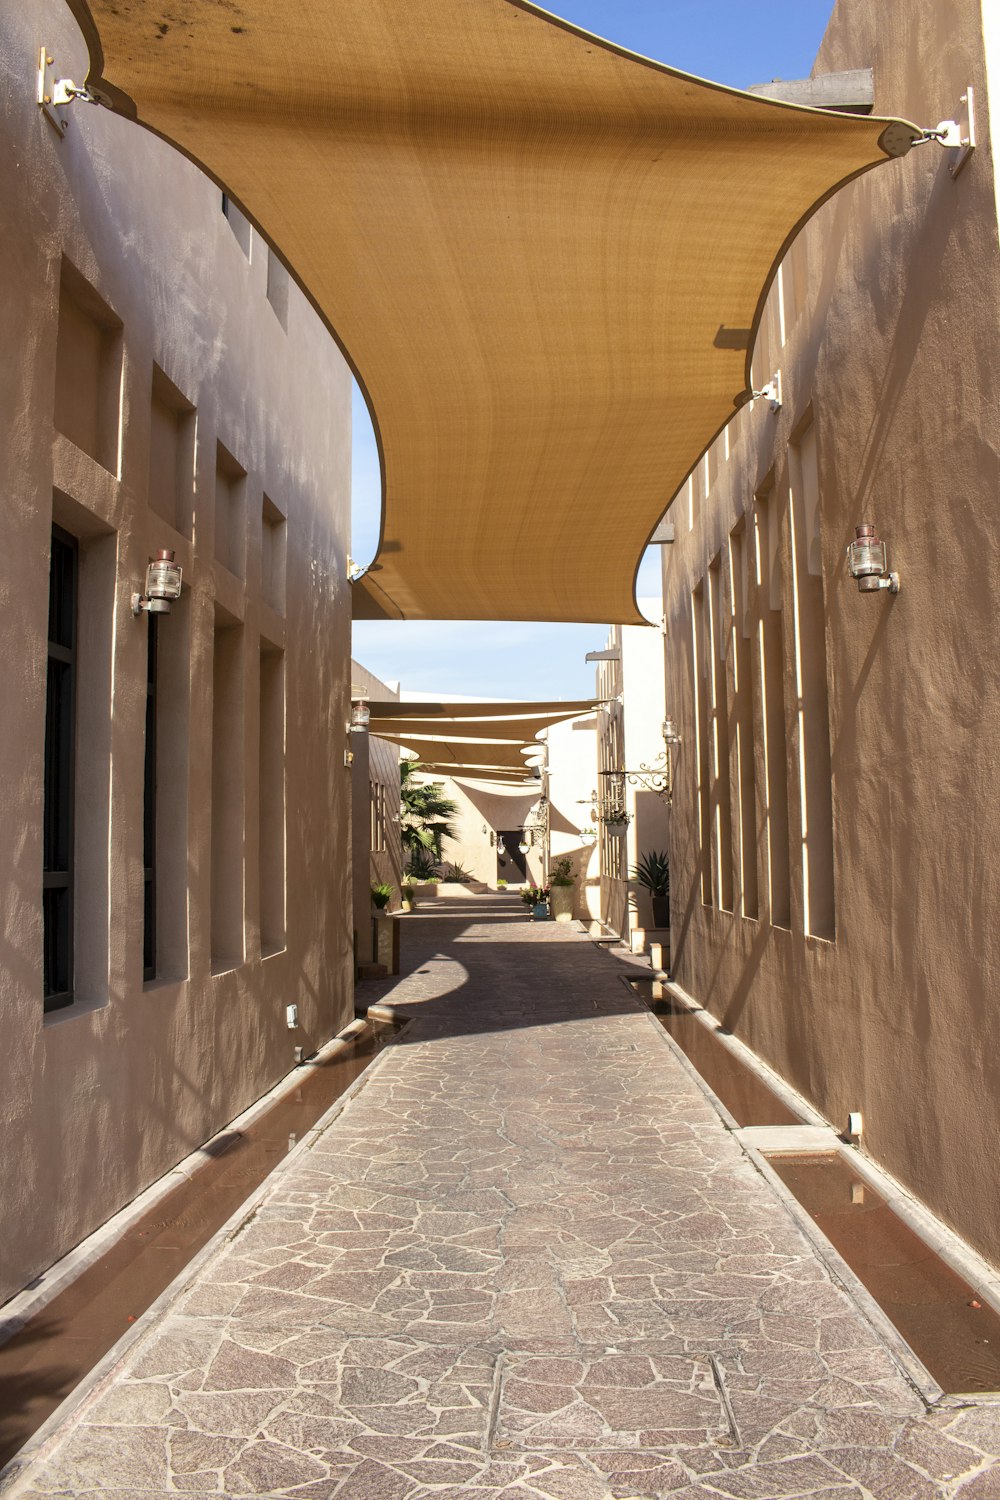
[8,899,1000,1499]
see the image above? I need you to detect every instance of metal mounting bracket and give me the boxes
[37,46,108,134]
[752,371,782,412]
[914,87,976,177]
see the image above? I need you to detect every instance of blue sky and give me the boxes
[352,0,835,700]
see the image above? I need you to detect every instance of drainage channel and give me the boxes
[769,1154,1000,1396]
[630,978,800,1127]
[0,1020,397,1470]
[630,977,1000,1396]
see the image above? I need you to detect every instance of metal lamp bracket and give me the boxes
[37,47,108,134]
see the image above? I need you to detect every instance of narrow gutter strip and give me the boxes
[741,1141,945,1408]
[652,978,1000,1330]
[0,1015,373,1346]
[657,978,830,1127]
[0,1023,404,1495]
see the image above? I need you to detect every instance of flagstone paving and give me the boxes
[6,894,1000,1498]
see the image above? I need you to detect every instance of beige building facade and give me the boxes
[350,660,403,965]
[594,622,670,942]
[436,775,546,889]
[1,0,354,1302]
[661,0,1000,1262]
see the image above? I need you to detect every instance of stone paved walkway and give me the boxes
[8,894,1000,1498]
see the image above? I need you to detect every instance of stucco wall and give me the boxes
[350,660,403,961]
[661,0,1000,1262]
[595,623,669,937]
[438,778,545,888]
[546,717,601,922]
[0,1,353,1301]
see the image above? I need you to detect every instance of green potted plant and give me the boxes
[400,876,417,912]
[521,884,551,919]
[497,877,508,889]
[370,881,393,912]
[548,857,576,923]
[630,850,670,928]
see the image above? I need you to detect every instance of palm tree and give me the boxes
[399,760,459,870]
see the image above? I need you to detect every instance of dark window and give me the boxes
[43,526,77,1011]
[143,615,158,979]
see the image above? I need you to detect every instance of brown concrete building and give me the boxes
[660,0,1000,1263]
[0,0,354,1302]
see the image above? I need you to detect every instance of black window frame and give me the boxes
[43,525,78,1012]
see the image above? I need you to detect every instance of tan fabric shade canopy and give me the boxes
[368,700,597,723]
[71,0,917,624]
[369,699,597,743]
[420,765,539,785]
[377,736,541,772]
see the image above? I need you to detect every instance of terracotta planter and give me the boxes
[549,884,575,923]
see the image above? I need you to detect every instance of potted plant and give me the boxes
[630,851,670,928]
[521,884,551,919]
[371,881,393,912]
[497,878,508,890]
[548,857,576,923]
[400,877,417,912]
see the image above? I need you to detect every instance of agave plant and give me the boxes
[406,848,439,881]
[629,850,670,897]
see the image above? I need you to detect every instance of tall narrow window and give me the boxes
[754,490,791,928]
[729,522,759,919]
[142,618,158,980]
[691,582,713,907]
[150,592,191,983]
[44,527,77,1011]
[370,779,386,854]
[211,608,245,972]
[258,643,285,956]
[788,424,835,940]
[707,555,734,912]
[266,250,290,330]
[148,365,196,537]
[221,193,252,257]
[53,261,122,474]
[261,495,286,614]
[215,444,247,579]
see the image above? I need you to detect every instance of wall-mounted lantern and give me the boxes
[846,524,900,595]
[132,549,183,615]
[349,699,371,732]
